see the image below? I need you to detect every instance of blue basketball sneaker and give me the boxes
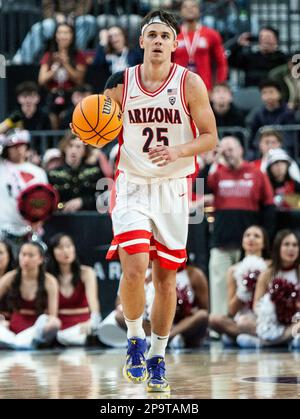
[123,337,148,384]
[146,356,170,393]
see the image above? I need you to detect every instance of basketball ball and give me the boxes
[72,94,123,148]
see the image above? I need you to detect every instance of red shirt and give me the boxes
[40,51,87,91]
[173,25,228,91]
[208,161,274,211]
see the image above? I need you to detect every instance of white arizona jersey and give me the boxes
[117,64,197,181]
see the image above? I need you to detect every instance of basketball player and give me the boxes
[73,10,217,393]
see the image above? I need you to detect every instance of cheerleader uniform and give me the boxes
[256,268,299,341]
[58,280,90,330]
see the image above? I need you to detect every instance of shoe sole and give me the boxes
[122,365,148,384]
[147,383,171,393]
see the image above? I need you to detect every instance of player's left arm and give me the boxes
[149,72,218,166]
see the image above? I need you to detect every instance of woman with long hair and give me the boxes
[0,240,15,321]
[209,225,270,345]
[38,22,87,127]
[47,234,101,346]
[237,229,300,348]
[0,241,60,349]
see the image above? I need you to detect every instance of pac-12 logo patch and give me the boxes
[169,96,176,105]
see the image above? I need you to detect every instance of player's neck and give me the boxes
[140,61,173,87]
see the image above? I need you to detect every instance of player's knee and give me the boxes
[122,266,147,286]
[154,277,176,296]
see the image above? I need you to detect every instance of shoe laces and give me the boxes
[127,339,146,366]
[148,360,165,381]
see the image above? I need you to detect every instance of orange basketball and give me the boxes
[72,94,123,148]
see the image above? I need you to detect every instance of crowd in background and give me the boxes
[0,0,300,350]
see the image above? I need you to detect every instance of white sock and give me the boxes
[124,315,145,339]
[147,332,169,359]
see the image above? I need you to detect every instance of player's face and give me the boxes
[242,226,264,255]
[280,234,299,265]
[19,244,43,271]
[53,236,76,266]
[140,24,178,64]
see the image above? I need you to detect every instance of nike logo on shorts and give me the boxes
[179,192,187,197]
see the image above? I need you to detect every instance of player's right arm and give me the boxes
[103,71,125,109]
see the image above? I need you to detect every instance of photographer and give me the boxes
[228,27,287,87]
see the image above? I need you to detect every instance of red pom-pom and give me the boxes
[269,278,300,325]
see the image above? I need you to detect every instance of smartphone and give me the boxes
[248,34,259,42]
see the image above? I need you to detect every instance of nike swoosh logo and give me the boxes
[179,192,187,197]
[157,337,168,340]
[129,95,140,99]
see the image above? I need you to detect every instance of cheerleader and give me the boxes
[237,229,300,348]
[0,240,15,320]
[209,226,270,345]
[47,234,101,346]
[0,240,60,349]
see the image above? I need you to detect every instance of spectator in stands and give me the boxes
[0,241,15,279]
[0,82,52,135]
[252,129,300,181]
[42,148,63,172]
[0,130,48,250]
[0,240,60,349]
[209,225,269,345]
[173,0,228,91]
[207,136,275,316]
[47,233,101,346]
[269,52,300,117]
[93,25,142,74]
[59,84,93,129]
[265,148,300,209]
[228,26,287,87]
[249,80,296,157]
[47,133,105,212]
[96,0,144,48]
[38,23,87,128]
[101,262,209,348]
[12,0,97,64]
[210,82,245,129]
[0,240,15,321]
[237,229,300,348]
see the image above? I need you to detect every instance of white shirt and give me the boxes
[0,158,48,236]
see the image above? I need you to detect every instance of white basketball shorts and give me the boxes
[106,171,189,270]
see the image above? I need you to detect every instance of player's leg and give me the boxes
[146,260,177,393]
[119,248,149,384]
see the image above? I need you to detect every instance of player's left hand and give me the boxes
[148,145,180,167]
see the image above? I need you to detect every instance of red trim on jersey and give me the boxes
[180,68,190,116]
[135,63,177,97]
[121,68,129,112]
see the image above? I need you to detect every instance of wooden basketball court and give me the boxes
[0,343,299,399]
